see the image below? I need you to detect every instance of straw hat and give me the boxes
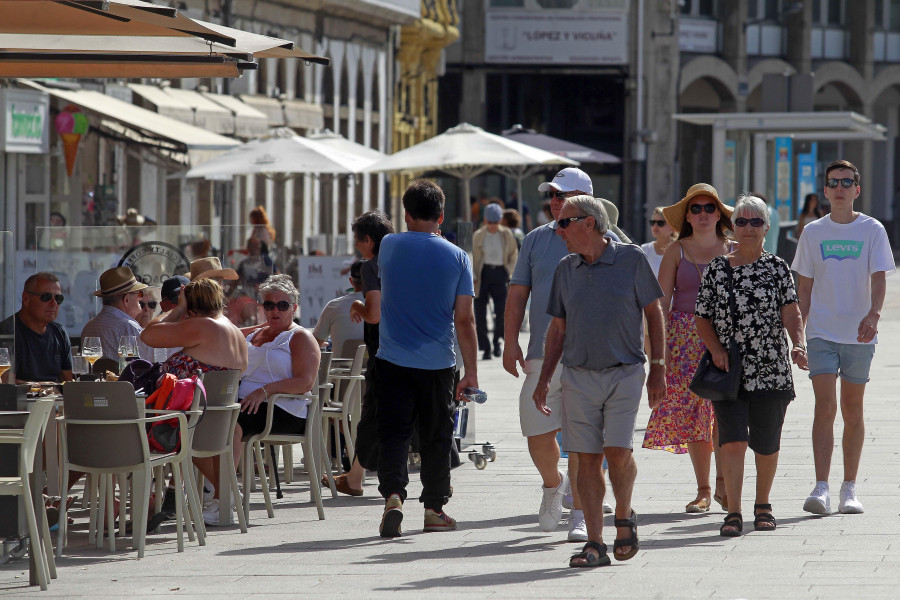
[188,257,238,281]
[662,183,734,232]
[93,267,149,297]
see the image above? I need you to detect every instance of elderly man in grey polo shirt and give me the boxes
[535,196,665,568]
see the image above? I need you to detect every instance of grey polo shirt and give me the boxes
[547,240,663,371]
[510,222,620,361]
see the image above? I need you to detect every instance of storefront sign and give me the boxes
[679,18,718,53]
[485,9,628,65]
[0,89,49,154]
[118,241,191,286]
[774,137,793,218]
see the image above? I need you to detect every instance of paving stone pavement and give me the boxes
[3,277,900,598]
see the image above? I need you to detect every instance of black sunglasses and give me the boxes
[27,291,64,305]
[557,216,589,229]
[689,203,718,214]
[734,217,766,228]
[648,219,667,227]
[139,301,158,310]
[547,190,568,200]
[826,177,856,189]
[262,300,292,312]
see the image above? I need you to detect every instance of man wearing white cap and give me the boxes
[81,266,154,361]
[472,202,518,360]
[502,167,626,542]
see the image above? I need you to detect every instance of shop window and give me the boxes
[892,0,900,30]
[489,0,524,7]
[682,0,716,16]
[827,0,843,24]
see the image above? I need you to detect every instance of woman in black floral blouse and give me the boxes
[695,194,808,537]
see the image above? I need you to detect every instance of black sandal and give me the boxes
[720,512,743,537]
[569,541,610,568]
[753,503,776,531]
[613,510,639,561]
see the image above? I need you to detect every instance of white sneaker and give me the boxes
[838,481,864,514]
[803,481,831,515]
[561,477,573,510]
[567,509,588,542]
[203,483,215,506]
[538,470,567,532]
[602,500,613,514]
[202,498,220,525]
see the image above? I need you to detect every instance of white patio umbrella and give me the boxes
[307,129,386,163]
[363,123,577,221]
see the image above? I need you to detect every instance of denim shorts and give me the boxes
[807,337,876,384]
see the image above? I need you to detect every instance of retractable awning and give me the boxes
[22,80,239,164]
[283,98,324,130]
[128,84,234,134]
[200,92,268,139]
[239,95,284,127]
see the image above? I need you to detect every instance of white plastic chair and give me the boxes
[322,343,366,472]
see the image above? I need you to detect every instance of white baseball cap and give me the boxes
[538,167,593,196]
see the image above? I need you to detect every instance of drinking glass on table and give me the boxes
[82,337,102,373]
[0,348,10,382]
[71,355,89,380]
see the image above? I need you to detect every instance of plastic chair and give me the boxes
[58,381,201,558]
[191,370,247,533]
[322,344,366,472]
[0,399,56,590]
[242,353,332,521]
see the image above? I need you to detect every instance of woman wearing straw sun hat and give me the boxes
[642,183,736,513]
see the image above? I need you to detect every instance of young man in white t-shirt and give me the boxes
[792,159,895,515]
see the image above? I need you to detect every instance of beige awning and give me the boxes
[128,83,195,124]
[239,95,284,127]
[201,92,268,139]
[128,84,235,135]
[283,99,324,130]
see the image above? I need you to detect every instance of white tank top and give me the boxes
[239,327,310,419]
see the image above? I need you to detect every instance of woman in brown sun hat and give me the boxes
[642,183,735,513]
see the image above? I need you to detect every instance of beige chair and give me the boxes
[58,381,201,558]
[322,343,366,473]
[191,370,247,533]
[0,399,56,590]
[242,353,332,521]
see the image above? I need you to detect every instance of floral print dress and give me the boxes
[694,253,797,400]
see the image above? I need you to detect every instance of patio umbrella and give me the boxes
[307,129,386,163]
[363,123,577,221]
[499,124,620,217]
[186,128,373,180]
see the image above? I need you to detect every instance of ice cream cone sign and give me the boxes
[55,105,89,176]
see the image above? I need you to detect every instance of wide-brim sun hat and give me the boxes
[93,266,150,297]
[662,183,734,232]
[188,257,239,281]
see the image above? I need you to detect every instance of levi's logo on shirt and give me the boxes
[820,240,864,261]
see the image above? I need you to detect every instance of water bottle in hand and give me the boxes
[461,387,487,404]
[453,404,469,439]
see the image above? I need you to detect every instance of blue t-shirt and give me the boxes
[376,231,474,370]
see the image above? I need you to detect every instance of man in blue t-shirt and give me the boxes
[0,272,73,383]
[375,180,479,538]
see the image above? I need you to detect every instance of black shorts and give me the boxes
[713,391,791,456]
[237,403,306,438]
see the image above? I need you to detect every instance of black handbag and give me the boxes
[690,260,743,402]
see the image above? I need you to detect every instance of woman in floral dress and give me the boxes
[642,183,734,513]
[695,194,807,536]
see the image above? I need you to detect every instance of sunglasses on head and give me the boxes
[557,215,588,229]
[689,203,718,214]
[262,300,292,312]
[734,217,766,228]
[27,291,64,305]
[547,190,568,200]
[648,219,667,227]
[139,301,157,310]
[825,177,856,189]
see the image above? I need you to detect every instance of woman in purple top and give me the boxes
[642,184,735,513]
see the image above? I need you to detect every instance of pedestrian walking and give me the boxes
[642,183,734,512]
[534,195,665,567]
[640,206,676,279]
[473,202,518,360]
[792,159,895,515]
[375,180,478,537]
[694,194,807,536]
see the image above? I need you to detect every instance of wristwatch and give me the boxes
[649,359,666,366]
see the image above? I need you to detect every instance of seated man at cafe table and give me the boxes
[81,267,154,362]
[0,271,74,384]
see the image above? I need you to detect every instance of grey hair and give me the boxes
[734,194,769,227]
[564,195,609,234]
[258,273,300,305]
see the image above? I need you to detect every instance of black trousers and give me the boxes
[474,265,508,352]
[374,357,455,511]
[352,351,379,471]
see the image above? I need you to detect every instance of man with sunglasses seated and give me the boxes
[0,272,73,384]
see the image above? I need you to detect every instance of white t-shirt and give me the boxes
[791,213,895,344]
[640,241,665,279]
[482,231,504,266]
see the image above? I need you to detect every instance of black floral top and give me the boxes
[695,253,798,399]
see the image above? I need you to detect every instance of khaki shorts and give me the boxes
[560,363,645,454]
[518,359,563,437]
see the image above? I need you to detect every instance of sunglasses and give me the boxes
[648,219,667,227]
[262,300,292,312]
[825,177,856,189]
[689,203,718,214]
[547,190,568,200]
[557,215,589,229]
[734,217,766,228]
[27,291,64,305]
[139,301,158,310]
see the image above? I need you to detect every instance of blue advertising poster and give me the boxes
[724,140,737,204]
[796,143,818,219]
[774,137,793,219]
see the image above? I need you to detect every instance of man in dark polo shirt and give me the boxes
[534,196,665,568]
[0,272,73,383]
